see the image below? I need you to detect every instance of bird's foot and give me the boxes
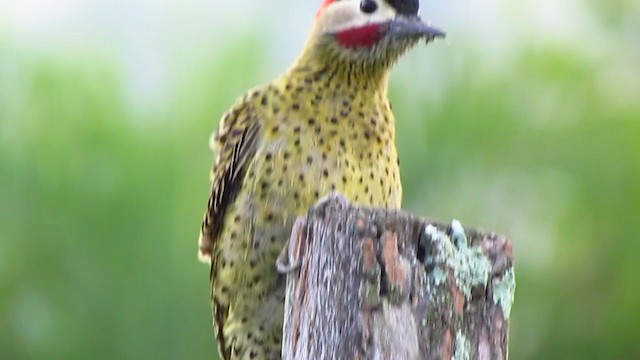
[276,217,306,273]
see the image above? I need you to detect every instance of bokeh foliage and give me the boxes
[1,2,639,359]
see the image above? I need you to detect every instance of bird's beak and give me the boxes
[388,16,445,43]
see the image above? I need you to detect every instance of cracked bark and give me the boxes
[277,194,515,360]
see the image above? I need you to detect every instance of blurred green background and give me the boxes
[1,0,639,359]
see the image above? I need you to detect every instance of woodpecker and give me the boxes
[198,0,444,358]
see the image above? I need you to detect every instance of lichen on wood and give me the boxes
[277,193,515,360]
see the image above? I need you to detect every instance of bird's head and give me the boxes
[302,0,444,67]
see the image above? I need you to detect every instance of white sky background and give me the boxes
[1,0,625,114]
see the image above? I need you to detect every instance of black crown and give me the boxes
[387,0,419,16]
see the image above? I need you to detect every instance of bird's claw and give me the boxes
[276,217,307,273]
[314,191,350,216]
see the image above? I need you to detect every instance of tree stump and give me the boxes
[276,194,515,360]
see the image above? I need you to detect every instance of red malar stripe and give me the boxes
[336,24,383,48]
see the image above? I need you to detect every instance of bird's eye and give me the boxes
[360,0,378,14]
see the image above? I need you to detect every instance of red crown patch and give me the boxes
[316,0,335,17]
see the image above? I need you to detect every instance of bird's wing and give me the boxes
[198,98,261,360]
[198,99,260,262]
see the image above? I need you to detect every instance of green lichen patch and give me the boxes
[423,223,492,298]
[423,224,455,263]
[492,267,516,319]
[430,267,448,286]
[448,245,491,298]
[450,219,468,248]
[453,330,470,360]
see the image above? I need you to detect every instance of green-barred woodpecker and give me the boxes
[198,0,444,358]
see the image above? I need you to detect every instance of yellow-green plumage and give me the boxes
[203,66,401,359]
[199,1,444,359]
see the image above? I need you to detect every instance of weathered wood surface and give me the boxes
[276,194,515,360]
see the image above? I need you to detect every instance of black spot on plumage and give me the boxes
[313,67,327,80]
